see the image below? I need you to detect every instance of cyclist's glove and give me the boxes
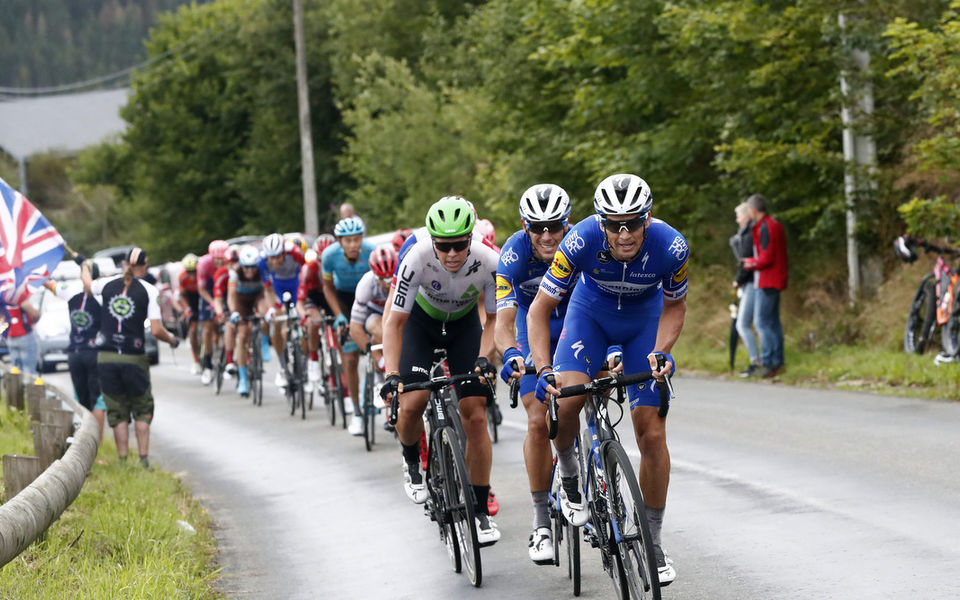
[264,307,276,322]
[474,356,495,379]
[535,369,556,403]
[333,313,349,330]
[73,253,86,266]
[229,312,240,324]
[648,351,676,376]
[168,332,180,349]
[606,345,623,370]
[380,374,402,400]
[500,347,525,384]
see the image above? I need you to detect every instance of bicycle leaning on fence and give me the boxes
[542,354,675,600]
[895,234,960,361]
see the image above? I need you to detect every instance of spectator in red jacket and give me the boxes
[743,194,787,377]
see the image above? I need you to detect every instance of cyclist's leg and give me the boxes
[516,322,553,525]
[551,306,605,455]
[366,313,384,366]
[224,319,237,369]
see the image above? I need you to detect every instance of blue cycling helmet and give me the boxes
[334,216,366,237]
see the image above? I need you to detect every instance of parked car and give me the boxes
[93,245,137,269]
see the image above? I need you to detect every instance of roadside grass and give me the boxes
[0,402,34,499]
[677,260,960,401]
[0,435,222,600]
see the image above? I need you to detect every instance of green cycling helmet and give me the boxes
[425,196,476,238]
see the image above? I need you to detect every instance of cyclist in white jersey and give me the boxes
[380,196,502,545]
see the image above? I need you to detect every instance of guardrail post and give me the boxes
[3,370,24,411]
[2,455,41,502]
[31,423,69,471]
[26,383,47,421]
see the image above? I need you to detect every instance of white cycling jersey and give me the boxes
[391,232,498,321]
[350,271,388,324]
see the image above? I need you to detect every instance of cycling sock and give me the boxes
[310,351,319,361]
[532,490,550,529]
[238,366,247,381]
[473,485,490,516]
[557,444,579,479]
[645,505,664,546]
[203,354,212,369]
[226,350,233,364]
[401,442,421,466]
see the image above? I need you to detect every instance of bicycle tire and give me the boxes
[426,427,461,574]
[486,401,499,444]
[941,290,960,357]
[604,442,661,600]
[439,427,482,587]
[904,274,938,354]
[363,371,374,451]
[568,520,581,596]
[214,342,226,395]
[333,353,347,429]
[286,344,297,417]
[323,346,336,426]
[297,348,307,420]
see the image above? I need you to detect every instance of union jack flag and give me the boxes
[0,177,65,305]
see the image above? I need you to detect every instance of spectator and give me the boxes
[339,202,356,219]
[84,247,178,469]
[729,202,760,377]
[743,194,787,377]
[44,258,106,441]
[2,297,40,377]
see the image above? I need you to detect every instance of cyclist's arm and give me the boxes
[322,277,341,317]
[479,309,497,359]
[527,290,561,374]
[654,296,686,354]
[494,306,518,355]
[383,297,408,375]
[227,284,239,315]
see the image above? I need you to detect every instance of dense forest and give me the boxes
[0,0,206,89]
[6,0,960,302]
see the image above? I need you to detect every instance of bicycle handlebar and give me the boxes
[899,234,960,257]
[508,366,537,408]
[402,372,490,393]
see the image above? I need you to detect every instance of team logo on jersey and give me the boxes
[495,276,513,300]
[668,236,688,261]
[70,309,92,330]
[431,280,442,291]
[107,294,135,322]
[672,258,689,283]
[466,260,482,276]
[550,252,573,280]
[461,284,480,300]
[500,248,520,266]
[564,231,585,253]
[596,250,612,264]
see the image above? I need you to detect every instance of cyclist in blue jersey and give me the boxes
[322,216,376,435]
[528,173,687,586]
[494,183,574,563]
[260,233,306,387]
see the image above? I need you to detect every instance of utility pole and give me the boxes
[839,13,876,304]
[293,0,319,236]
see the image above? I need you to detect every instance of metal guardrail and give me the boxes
[0,369,99,567]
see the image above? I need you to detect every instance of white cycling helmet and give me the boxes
[519,183,571,222]
[262,233,285,257]
[593,174,653,216]
[239,245,260,267]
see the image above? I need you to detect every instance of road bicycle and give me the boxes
[388,362,492,587]
[545,357,673,600]
[244,316,264,407]
[317,313,348,428]
[360,342,384,451]
[213,320,229,395]
[896,235,960,356]
[276,293,308,419]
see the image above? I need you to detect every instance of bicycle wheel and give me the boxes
[486,399,499,444]
[904,274,937,354]
[363,371,374,451]
[568,520,581,596]
[214,342,226,395]
[604,443,661,600]
[330,350,346,429]
[250,340,262,406]
[941,290,960,357]
[426,428,460,574]
[439,427,482,587]
[297,348,307,420]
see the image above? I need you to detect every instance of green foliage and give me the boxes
[0,440,222,599]
[0,0,206,88]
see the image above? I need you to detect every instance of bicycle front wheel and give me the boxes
[604,443,661,600]
[941,290,960,357]
[904,274,937,354]
[214,342,226,395]
[363,372,374,451]
[440,427,482,587]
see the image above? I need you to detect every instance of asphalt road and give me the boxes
[48,349,960,599]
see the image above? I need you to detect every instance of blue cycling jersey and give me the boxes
[321,240,375,293]
[539,215,688,310]
[496,229,569,338]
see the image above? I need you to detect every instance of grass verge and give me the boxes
[0,431,222,600]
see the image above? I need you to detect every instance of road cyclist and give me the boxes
[297,234,336,391]
[197,240,230,385]
[259,233,305,389]
[379,195,502,545]
[176,253,203,374]
[227,245,267,398]
[528,173,688,586]
[321,216,375,435]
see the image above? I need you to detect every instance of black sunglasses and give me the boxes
[602,214,647,233]
[526,220,566,234]
[433,238,471,253]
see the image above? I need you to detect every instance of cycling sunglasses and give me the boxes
[525,219,566,234]
[433,238,471,253]
[601,214,647,233]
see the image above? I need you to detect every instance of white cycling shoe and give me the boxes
[475,514,501,546]
[308,360,321,382]
[528,527,554,564]
[654,544,676,586]
[559,477,590,527]
[348,415,363,436]
[274,372,287,388]
[402,462,428,504]
[200,368,213,386]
